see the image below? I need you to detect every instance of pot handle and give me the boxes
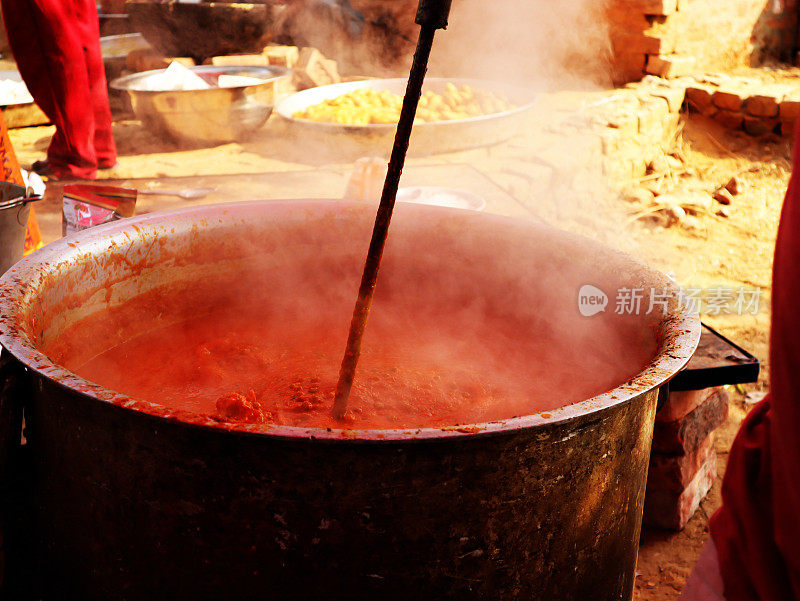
[656,383,669,414]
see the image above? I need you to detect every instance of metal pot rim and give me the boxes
[0,200,701,442]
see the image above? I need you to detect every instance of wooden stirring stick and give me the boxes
[332,0,453,420]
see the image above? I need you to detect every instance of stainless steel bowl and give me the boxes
[111,65,291,146]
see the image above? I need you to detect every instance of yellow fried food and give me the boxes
[293,84,515,125]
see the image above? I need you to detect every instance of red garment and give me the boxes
[1,0,116,179]
[710,122,800,600]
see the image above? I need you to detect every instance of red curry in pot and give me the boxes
[46,287,656,430]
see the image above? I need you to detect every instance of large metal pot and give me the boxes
[126,0,274,62]
[0,201,699,601]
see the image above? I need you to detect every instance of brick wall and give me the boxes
[608,0,799,83]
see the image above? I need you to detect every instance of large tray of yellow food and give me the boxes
[274,78,536,155]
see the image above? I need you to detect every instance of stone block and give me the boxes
[685,85,715,113]
[613,53,647,84]
[613,32,675,55]
[713,110,744,130]
[606,7,652,30]
[2,103,49,128]
[744,116,779,136]
[657,387,718,422]
[645,54,696,78]
[652,388,728,454]
[294,47,340,89]
[644,448,717,530]
[126,49,195,72]
[779,98,800,119]
[263,45,300,69]
[743,95,780,118]
[619,0,678,15]
[712,89,745,111]
[209,54,268,67]
[647,433,715,493]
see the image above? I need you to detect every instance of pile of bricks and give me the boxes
[124,45,340,91]
[643,387,729,530]
[685,75,800,137]
[607,0,694,84]
[579,76,689,183]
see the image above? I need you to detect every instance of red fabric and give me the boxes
[710,122,800,600]
[1,0,116,179]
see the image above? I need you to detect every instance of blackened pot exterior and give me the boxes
[27,374,657,601]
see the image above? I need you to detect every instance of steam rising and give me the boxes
[428,0,612,89]
[33,1,661,430]
[42,206,661,430]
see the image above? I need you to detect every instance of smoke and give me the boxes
[428,0,612,90]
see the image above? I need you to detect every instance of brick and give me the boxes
[713,110,744,130]
[744,116,779,136]
[209,54,268,67]
[262,45,299,69]
[618,0,678,15]
[613,32,675,55]
[126,49,195,72]
[712,89,745,111]
[647,433,715,493]
[644,0,678,15]
[606,7,651,30]
[781,118,797,137]
[743,95,780,118]
[645,54,696,78]
[652,388,728,454]
[657,387,720,422]
[126,48,162,72]
[293,47,340,89]
[685,85,714,113]
[613,53,647,84]
[643,448,717,530]
[779,98,800,119]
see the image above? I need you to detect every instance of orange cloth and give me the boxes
[0,110,42,253]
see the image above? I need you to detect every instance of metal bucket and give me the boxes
[0,201,700,601]
[0,182,32,275]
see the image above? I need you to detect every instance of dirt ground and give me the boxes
[8,87,789,599]
[626,115,786,599]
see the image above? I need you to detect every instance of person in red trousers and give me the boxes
[1,0,117,180]
[680,125,800,600]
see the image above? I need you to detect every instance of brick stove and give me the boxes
[644,324,759,530]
